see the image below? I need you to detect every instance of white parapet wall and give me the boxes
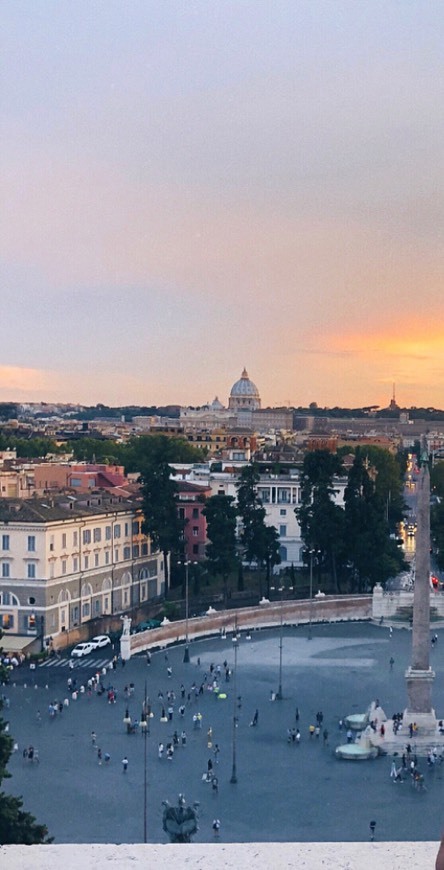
[130,595,372,654]
[0,842,438,869]
[372,582,444,623]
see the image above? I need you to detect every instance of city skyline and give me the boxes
[2,2,444,409]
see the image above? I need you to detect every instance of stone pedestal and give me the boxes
[405,666,435,715]
[120,634,131,661]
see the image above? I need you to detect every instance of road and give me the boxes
[3,622,444,844]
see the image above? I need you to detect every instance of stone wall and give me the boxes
[0,841,437,869]
[130,594,372,654]
[372,583,444,624]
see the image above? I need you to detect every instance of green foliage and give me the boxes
[296,450,346,593]
[343,449,406,591]
[0,696,51,844]
[431,462,444,500]
[236,464,267,563]
[431,500,444,570]
[71,434,204,471]
[140,453,182,596]
[0,433,62,458]
[203,494,238,604]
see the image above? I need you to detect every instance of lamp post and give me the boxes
[271,582,293,700]
[184,561,190,663]
[141,680,152,843]
[230,626,239,784]
[308,549,319,641]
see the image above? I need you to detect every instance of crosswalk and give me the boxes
[38,656,112,670]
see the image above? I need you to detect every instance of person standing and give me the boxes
[122,756,128,773]
[97,748,103,766]
[369,820,376,841]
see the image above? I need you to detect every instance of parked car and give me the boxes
[133,618,162,633]
[71,642,95,658]
[90,635,111,649]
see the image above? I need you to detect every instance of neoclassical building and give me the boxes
[0,492,164,649]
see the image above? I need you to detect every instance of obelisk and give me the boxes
[404,445,435,731]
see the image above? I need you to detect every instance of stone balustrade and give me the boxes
[130,594,372,654]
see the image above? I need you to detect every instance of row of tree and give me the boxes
[297,447,407,592]
[139,440,407,599]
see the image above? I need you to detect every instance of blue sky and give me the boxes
[2,1,444,408]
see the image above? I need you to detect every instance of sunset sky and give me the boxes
[2,1,444,409]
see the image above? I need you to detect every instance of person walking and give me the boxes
[121,756,129,773]
[97,748,103,766]
[250,709,259,727]
[158,742,164,759]
[212,818,221,837]
[369,820,376,841]
[389,656,395,671]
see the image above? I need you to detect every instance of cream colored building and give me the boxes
[0,492,164,646]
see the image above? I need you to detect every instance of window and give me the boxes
[62,560,67,575]
[95,599,100,613]
[140,584,147,601]
[141,543,148,556]
[27,563,36,579]
[105,526,112,540]
[1,614,14,630]
[2,535,10,551]
[82,602,90,618]
[84,556,89,570]
[93,527,101,543]
[192,508,199,519]
[123,546,131,560]
[114,524,121,539]
[123,589,129,605]
[82,529,91,545]
[73,531,78,548]
[192,527,198,537]
[124,523,129,536]
[192,544,199,555]
[73,556,78,572]
[94,553,99,567]
[2,563,10,578]
[280,509,287,516]
[27,536,36,552]
[132,545,139,558]
[49,535,54,551]
[105,551,110,565]
[279,525,287,538]
[132,521,140,535]
[62,533,67,549]
[114,548,119,562]
[178,507,185,519]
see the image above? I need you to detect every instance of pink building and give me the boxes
[177,481,211,561]
[34,463,127,494]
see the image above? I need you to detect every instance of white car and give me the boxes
[90,635,111,650]
[71,642,95,658]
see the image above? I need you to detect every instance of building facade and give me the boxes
[0,493,164,646]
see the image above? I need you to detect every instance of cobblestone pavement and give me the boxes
[2,621,444,844]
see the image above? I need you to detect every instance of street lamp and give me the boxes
[271,582,293,700]
[308,549,320,641]
[141,681,152,843]
[230,626,239,784]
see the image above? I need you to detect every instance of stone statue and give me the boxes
[162,794,199,843]
[121,615,132,636]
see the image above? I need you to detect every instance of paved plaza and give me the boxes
[2,621,444,844]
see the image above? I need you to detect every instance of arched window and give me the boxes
[58,589,71,604]
[0,591,20,607]
[102,577,112,591]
